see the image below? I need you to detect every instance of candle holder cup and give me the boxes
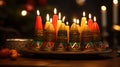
[40,30,55,51]
[69,30,81,51]
[31,30,44,51]
[54,30,68,51]
[92,31,102,50]
[81,31,94,52]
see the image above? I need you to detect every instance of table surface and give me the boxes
[0,54,120,67]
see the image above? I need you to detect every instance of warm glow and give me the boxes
[76,19,79,24]
[46,14,49,21]
[0,0,4,6]
[37,10,40,15]
[76,0,86,6]
[62,16,65,22]
[83,11,85,16]
[85,21,87,25]
[101,6,107,11]
[50,18,52,23]
[73,18,77,23]
[88,13,92,19]
[113,0,118,5]
[58,12,61,20]
[21,10,27,16]
[66,21,69,26]
[93,16,96,22]
[113,25,120,31]
[6,39,33,41]
[54,8,57,14]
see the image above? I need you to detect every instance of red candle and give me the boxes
[93,16,100,32]
[88,13,93,31]
[52,8,58,33]
[35,10,43,30]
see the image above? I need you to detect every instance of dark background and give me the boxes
[0,0,120,48]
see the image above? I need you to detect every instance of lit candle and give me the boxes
[93,16,101,41]
[44,13,50,30]
[65,21,70,43]
[83,21,89,31]
[52,8,58,33]
[93,16,100,32]
[35,10,43,31]
[76,19,82,41]
[88,13,93,31]
[71,18,78,30]
[57,16,66,31]
[48,18,55,32]
[57,12,62,34]
[101,5,107,28]
[59,21,66,30]
[80,11,87,32]
[113,0,118,24]
[76,19,81,33]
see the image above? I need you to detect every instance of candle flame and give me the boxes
[85,21,87,25]
[54,8,57,14]
[21,10,27,16]
[58,12,61,20]
[88,13,92,19]
[62,16,65,22]
[113,0,118,4]
[76,19,79,24]
[46,14,49,21]
[37,10,40,15]
[83,11,85,17]
[101,6,106,11]
[50,18,52,23]
[73,18,77,23]
[94,16,96,22]
[66,21,69,25]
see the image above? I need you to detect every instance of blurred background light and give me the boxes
[76,0,86,6]
[113,25,120,31]
[0,0,5,6]
[21,10,27,16]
